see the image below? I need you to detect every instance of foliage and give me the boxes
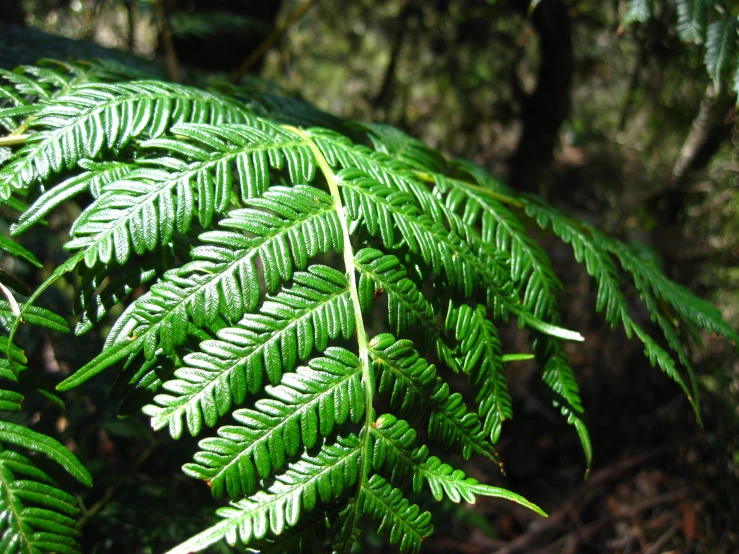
[623,0,739,93]
[0,57,735,553]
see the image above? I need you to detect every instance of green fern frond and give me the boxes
[523,196,698,415]
[358,474,432,554]
[2,57,735,554]
[12,160,135,236]
[354,248,436,349]
[182,348,364,498]
[369,334,500,463]
[0,447,82,554]
[0,81,247,199]
[165,437,362,554]
[675,0,715,43]
[622,0,653,27]
[141,266,354,438]
[0,302,69,334]
[704,11,739,91]
[444,302,512,443]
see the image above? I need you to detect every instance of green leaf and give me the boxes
[0,446,83,554]
[622,0,652,27]
[360,475,433,554]
[705,12,739,92]
[0,422,91,486]
[182,349,364,498]
[675,0,715,44]
[165,437,362,554]
[0,235,42,268]
[142,266,354,438]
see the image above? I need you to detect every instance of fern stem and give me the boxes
[0,134,29,147]
[289,126,375,547]
[412,170,525,209]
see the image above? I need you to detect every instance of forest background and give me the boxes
[0,0,738,552]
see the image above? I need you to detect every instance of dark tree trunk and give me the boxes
[671,84,736,188]
[160,0,284,73]
[0,0,25,25]
[508,0,574,194]
[373,1,419,113]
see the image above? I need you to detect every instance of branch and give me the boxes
[156,0,180,83]
[372,1,416,110]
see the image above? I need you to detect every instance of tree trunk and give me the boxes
[671,84,736,188]
[0,0,25,25]
[160,0,284,73]
[508,0,574,194]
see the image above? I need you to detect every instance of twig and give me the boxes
[494,450,668,554]
[229,0,317,83]
[642,521,680,554]
[156,0,180,83]
[552,487,690,554]
[0,134,30,147]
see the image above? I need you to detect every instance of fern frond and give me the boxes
[523,196,697,413]
[165,437,362,554]
[141,266,354,438]
[0,81,247,199]
[360,123,447,174]
[444,302,512,443]
[58,186,344,390]
[438,165,562,319]
[0,301,69,334]
[183,348,364,498]
[12,160,135,236]
[704,12,738,92]
[675,0,714,43]
[3,57,734,554]
[622,0,652,27]
[354,248,436,350]
[0,447,82,554]
[358,474,432,554]
[369,334,500,463]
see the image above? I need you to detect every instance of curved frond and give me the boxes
[359,474,432,554]
[165,437,362,554]
[523,196,697,414]
[2,57,734,554]
[0,81,248,199]
[0,447,82,554]
[183,348,364,498]
[142,266,354,438]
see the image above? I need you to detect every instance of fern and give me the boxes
[675,0,715,44]
[704,9,738,91]
[626,0,739,94]
[0,247,91,553]
[0,58,735,554]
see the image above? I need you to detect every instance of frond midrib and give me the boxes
[288,126,375,550]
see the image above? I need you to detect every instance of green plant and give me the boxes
[0,58,736,553]
[622,0,739,94]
